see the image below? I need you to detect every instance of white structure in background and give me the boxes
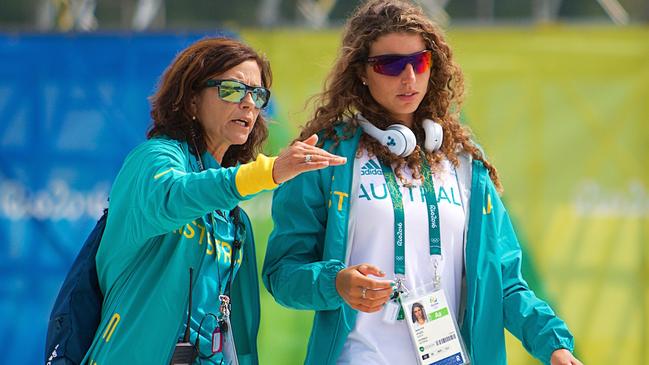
[418,0,451,27]
[36,0,165,31]
[37,0,97,31]
[595,0,630,25]
[533,0,561,22]
[290,0,450,28]
[36,0,631,30]
[297,0,337,28]
[290,0,630,28]
[533,0,628,24]
[257,0,282,27]
[132,0,164,30]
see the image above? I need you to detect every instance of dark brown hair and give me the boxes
[300,0,502,191]
[147,37,272,167]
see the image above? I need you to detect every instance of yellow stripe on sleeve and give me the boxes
[154,168,176,180]
[235,154,279,197]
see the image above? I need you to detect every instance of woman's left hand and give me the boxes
[550,349,583,365]
[272,134,347,184]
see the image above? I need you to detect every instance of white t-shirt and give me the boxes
[337,150,466,365]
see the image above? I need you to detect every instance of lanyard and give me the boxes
[192,141,241,314]
[209,213,239,296]
[211,208,241,319]
[379,152,441,277]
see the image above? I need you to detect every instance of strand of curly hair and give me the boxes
[298,0,502,192]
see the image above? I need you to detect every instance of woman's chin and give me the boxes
[229,134,251,146]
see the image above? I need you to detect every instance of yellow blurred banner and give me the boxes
[243,27,649,365]
[452,26,649,365]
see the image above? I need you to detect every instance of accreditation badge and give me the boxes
[219,316,239,365]
[400,286,469,365]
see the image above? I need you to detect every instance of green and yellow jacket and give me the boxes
[262,125,574,365]
[83,137,276,365]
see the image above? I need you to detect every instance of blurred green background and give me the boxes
[238,26,649,365]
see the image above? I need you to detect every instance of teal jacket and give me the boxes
[82,137,261,365]
[262,126,574,365]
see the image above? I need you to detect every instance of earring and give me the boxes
[362,81,367,86]
[192,115,196,120]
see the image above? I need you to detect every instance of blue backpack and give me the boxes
[45,209,107,365]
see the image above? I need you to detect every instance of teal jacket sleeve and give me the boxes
[262,169,346,311]
[488,181,575,364]
[116,140,247,240]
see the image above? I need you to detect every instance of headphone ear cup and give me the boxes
[386,124,417,157]
[356,113,417,157]
[422,119,443,152]
[358,119,409,157]
[381,128,411,157]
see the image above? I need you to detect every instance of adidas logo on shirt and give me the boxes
[360,159,383,176]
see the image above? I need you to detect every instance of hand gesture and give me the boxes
[335,264,393,313]
[272,134,347,184]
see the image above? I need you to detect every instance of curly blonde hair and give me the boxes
[299,0,502,191]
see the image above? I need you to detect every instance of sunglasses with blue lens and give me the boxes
[204,79,271,109]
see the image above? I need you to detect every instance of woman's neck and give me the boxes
[391,113,414,128]
[206,138,229,165]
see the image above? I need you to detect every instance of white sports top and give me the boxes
[337,149,466,365]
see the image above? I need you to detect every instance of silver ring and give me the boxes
[304,154,312,163]
[361,287,367,299]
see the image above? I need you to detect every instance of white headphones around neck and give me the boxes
[355,113,443,157]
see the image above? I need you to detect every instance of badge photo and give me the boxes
[400,285,470,365]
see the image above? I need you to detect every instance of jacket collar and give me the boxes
[179,139,222,172]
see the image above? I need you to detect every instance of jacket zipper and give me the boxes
[325,130,359,365]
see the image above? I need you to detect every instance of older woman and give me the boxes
[81,37,345,365]
[263,1,582,365]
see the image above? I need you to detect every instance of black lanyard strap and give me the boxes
[223,206,241,300]
[190,139,242,316]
